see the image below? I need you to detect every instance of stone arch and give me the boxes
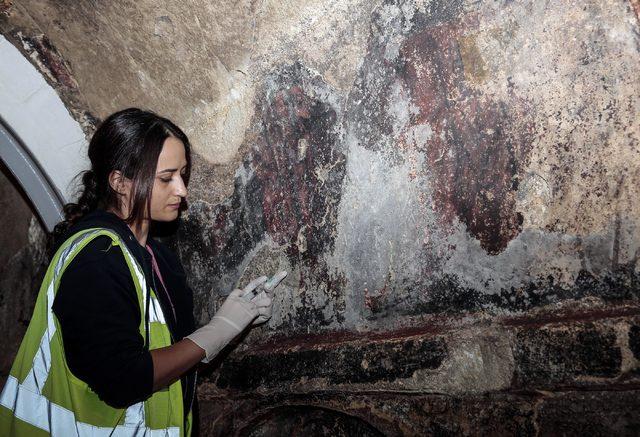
[238,405,385,437]
[0,35,87,231]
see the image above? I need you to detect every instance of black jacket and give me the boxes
[51,210,197,421]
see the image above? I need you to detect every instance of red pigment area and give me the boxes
[21,34,77,90]
[253,81,345,262]
[400,23,533,254]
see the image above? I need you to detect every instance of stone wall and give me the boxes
[2,0,640,435]
[0,166,48,385]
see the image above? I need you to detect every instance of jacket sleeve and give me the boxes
[52,236,154,409]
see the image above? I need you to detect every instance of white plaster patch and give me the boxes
[516,172,552,228]
[185,67,254,165]
[406,123,433,148]
[0,35,88,202]
[330,138,432,326]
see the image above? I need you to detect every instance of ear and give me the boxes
[108,170,132,196]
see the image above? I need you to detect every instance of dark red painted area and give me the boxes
[252,71,346,264]
[503,304,640,328]
[249,71,348,329]
[0,0,12,16]
[16,33,78,90]
[177,66,348,328]
[399,23,534,254]
[630,0,640,24]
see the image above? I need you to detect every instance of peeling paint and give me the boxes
[15,31,77,91]
[0,0,11,17]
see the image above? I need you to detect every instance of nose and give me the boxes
[175,175,187,198]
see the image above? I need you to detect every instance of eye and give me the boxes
[159,177,172,183]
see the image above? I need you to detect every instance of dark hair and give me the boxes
[53,108,192,239]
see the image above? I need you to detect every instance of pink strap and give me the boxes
[146,245,177,323]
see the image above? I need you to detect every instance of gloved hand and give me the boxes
[186,276,267,363]
[245,271,288,325]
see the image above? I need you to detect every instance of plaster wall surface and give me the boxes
[1,0,640,435]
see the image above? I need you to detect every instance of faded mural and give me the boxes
[173,0,640,335]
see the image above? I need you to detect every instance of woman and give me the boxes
[0,108,285,436]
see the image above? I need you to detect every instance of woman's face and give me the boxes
[150,136,188,222]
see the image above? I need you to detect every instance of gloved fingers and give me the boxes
[253,305,272,325]
[220,291,259,324]
[241,276,268,298]
[257,306,271,317]
[252,314,270,325]
[264,271,288,292]
[228,288,245,298]
[251,290,268,302]
[252,296,272,309]
[227,296,259,317]
[191,291,263,363]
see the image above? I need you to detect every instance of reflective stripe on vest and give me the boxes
[0,229,186,436]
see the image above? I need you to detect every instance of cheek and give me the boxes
[151,186,168,208]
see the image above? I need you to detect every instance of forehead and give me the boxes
[157,136,186,168]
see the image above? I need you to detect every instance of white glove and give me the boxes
[245,271,288,325]
[186,276,267,363]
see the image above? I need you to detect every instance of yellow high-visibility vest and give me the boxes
[0,228,192,436]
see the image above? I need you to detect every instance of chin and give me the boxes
[152,211,180,222]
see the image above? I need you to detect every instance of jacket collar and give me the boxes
[57,209,152,264]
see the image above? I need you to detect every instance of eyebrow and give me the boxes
[157,165,187,175]
[157,168,177,174]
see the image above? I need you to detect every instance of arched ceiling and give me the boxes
[0,34,87,230]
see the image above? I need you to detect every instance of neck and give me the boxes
[108,207,149,247]
[130,220,149,247]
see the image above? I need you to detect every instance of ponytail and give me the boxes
[52,170,100,241]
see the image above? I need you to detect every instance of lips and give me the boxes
[168,202,181,209]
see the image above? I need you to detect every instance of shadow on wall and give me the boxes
[239,405,384,437]
[0,163,48,388]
